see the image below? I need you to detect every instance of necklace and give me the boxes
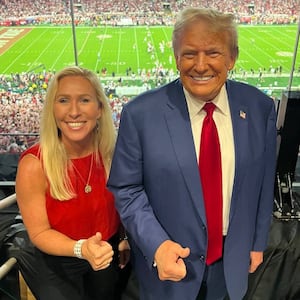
[72,154,93,193]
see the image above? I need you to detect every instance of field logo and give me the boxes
[0,28,31,55]
[276,51,293,57]
[97,34,112,40]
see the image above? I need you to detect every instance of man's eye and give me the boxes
[81,98,91,103]
[183,53,195,59]
[208,51,220,57]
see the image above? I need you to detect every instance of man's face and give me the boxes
[175,20,235,101]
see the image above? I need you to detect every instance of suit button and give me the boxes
[200,255,205,261]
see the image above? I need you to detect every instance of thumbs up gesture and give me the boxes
[81,232,114,270]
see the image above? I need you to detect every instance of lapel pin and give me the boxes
[239,110,246,119]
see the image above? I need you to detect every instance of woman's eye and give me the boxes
[57,98,68,103]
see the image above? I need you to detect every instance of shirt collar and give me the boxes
[184,85,229,117]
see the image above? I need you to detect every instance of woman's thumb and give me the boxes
[94,232,102,242]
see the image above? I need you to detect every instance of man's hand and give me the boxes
[249,251,263,273]
[118,239,130,269]
[154,240,190,281]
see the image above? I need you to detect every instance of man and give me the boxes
[108,7,277,300]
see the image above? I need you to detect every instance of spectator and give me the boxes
[15,66,130,300]
[107,7,277,300]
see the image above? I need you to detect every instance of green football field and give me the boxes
[0,24,299,96]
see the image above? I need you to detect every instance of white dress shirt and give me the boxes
[184,85,235,235]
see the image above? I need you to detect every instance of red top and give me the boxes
[20,144,120,241]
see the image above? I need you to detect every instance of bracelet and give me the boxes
[73,239,86,259]
[120,234,128,241]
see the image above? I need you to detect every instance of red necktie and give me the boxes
[199,102,223,265]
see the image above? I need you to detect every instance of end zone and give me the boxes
[0,28,32,55]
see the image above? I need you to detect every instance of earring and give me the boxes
[96,119,100,132]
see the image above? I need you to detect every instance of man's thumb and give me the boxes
[180,247,190,258]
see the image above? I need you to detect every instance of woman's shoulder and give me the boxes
[20,143,41,160]
[16,144,45,189]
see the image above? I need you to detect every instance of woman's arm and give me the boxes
[15,154,113,270]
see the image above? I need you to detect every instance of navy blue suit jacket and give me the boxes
[108,79,277,300]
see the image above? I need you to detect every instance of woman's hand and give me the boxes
[81,232,114,271]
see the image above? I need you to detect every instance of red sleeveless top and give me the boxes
[20,144,120,241]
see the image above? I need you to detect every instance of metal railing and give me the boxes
[0,193,18,280]
[0,193,17,210]
[0,257,17,280]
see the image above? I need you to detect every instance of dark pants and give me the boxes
[119,261,227,300]
[17,235,126,300]
[197,259,228,300]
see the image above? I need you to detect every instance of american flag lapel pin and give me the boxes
[239,110,246,119]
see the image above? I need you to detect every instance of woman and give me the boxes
[16,66,130,300]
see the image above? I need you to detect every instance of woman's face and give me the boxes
[54,75,101,151]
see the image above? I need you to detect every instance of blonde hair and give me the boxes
[172,7,239,60]
[39,66,116,200]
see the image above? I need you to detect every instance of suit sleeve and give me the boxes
[107,106,169,268]
[253,100,277,251]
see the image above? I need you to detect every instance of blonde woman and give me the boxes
[16,66,130,300]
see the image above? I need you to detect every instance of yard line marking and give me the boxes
[78,28,94,56]
[2,28,49,73]
[134,27,140,71]
[26,28,66,72]
[49,33,73,70]
[95,27,108,72]
[117,28,122,74]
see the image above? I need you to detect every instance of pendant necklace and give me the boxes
[72,154,93,193]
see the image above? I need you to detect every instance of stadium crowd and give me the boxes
[0,0,298,26]
[0,70,132,153]
[0,0,299,153]
[0,63,291,153]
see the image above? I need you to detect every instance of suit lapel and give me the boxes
[227,81,250,220]
[164,81,207,222]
